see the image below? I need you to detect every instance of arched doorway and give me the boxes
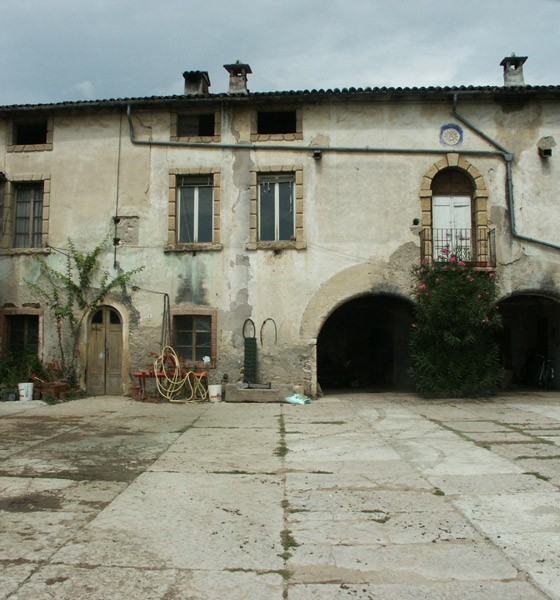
[317,295,414,392]
[86,306,123,395]
[498,294,560,389]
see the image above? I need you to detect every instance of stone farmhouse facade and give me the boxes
[0,56,559,397]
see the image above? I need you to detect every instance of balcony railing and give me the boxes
[419,227,496,267]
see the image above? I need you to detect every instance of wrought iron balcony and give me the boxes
[419,227,496,267]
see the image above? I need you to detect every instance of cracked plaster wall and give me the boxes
[1,93,559,395]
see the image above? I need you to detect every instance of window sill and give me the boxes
[0,247,51,256]
[164,243,223,253]
[250,133,303,142]
[246,240,307,251]
[170,136,221,143]
[7,144,53,153]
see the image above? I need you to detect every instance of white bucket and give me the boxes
[18,382,34,402]
[208,384,222,402]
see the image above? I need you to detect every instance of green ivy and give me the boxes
[409,253,503,398]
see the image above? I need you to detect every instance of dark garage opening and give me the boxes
[498,294,560,390]
[317,295,414,392]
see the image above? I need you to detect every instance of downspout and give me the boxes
[127,100,560,253]
[452,94,560,252]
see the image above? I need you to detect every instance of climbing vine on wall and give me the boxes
[26,236,143,385]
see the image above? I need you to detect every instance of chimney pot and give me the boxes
[500,54,528,87]
[183,71,211,95]
[223,60,252,95]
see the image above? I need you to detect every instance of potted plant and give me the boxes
[0,351,43,401]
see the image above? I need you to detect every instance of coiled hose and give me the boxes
[154,346,208,403]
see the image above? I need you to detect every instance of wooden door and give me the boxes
[87,306,123,395]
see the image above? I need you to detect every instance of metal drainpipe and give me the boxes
[126,104,504,158]
[452,93,560,252]
[127,101,560,252]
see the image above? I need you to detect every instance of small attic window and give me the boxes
[177,114,215,137]
[257,110,297,135]
[14,120,48,145]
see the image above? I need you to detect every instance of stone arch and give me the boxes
[299,261,414,396]
[300,262,412,342]
[419,153,492,264]
[419,153,489,229]
[497,291,560,389]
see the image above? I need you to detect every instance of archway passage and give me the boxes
[317,295,414,392]
[87,306,123,396]
[498,294,560,390]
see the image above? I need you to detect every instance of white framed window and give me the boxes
[432,195,472,260]
[177,175,213,244]
[258,173,295,242]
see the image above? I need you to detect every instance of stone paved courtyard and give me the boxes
[1,391,559,599]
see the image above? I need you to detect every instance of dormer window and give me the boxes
[171,112,220,142]
[251,108,302,142]
[257,110,297,135]
[15,120,47,145]
[7,117,53,152]
[177,114,215,137]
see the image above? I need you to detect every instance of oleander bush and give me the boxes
[410,252,504,397]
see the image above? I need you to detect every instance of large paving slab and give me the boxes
[1,392,560,598]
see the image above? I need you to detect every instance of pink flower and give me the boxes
[449,256,457,264]
[459,260,466,267]
[418,283,426,290]
[441,247,449,254]
[411,323,417,328]
[489,272,495,278]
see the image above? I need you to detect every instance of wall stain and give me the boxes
[175,259,208,305]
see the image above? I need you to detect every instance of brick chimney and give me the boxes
[224,60,252,95]
[500,54,527,86]
[183,71,211,95]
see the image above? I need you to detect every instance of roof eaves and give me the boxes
[1,84,560,113]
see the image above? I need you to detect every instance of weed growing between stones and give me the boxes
[276,414,288,457]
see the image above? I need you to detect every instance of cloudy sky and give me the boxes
[2,0,560,106]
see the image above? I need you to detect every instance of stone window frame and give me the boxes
[247,164,306,251]
[419,153,491,263]
[170,307,218,370]
[165,168,222,253]
[170,111,221,143]
[251,107,303,142]
[0,174,51,254]
[0,306,44,356]
[7,116,54,153]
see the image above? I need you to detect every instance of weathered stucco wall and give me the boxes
[1,89,559,395]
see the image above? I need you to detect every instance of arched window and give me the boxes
[431,168,473,260]
[419,155,494,266]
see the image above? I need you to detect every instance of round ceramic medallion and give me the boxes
[440,124,463,146]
